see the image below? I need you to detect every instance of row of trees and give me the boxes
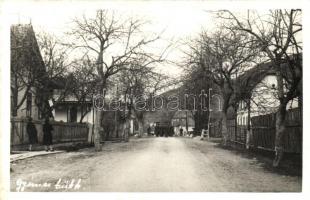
[183,9,302,166]
[67,10,171,150]
[11,10,170,150]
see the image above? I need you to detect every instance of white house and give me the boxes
[237,72,299,126]
[52,91,94,124]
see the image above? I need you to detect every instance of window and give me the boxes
[68,106,77,122]
[26,92,32,117]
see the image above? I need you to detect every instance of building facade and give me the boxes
[11,24,48,120]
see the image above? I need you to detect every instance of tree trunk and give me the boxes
[121,120,129,142]
[94,109,102,151]
[12,86,18,116]
[221,111,229,146]
[220,90,231,146]
[114,111,118,138]
[119,121,125,138]
[93,84,105,151]
[94,40,106,151]
[273,102,287,167]
[12,105,18,117]
[125,120,130,142]
[138,120,144,137]
[273,67,286,167]
[79,106,90,123]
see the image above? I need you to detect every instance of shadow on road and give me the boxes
[213,143,302,177]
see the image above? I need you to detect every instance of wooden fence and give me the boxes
[251,108,302,153]
[228,119,247,145]
[11,118,90,146]
[251,113,276,150]
[226,108,302,153]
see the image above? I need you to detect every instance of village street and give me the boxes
[10,137,301,192]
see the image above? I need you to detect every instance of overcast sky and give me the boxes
[5,1,217,77]
[4,1,303,78]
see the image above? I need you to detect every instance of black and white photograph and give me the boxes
[0,0,308,198]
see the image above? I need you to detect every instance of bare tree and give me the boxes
[69,10,166,150]
[71,57,98,123]
[36,31,75,118]
[178,65,213,134]
[116,58,169,138]
[217,9,302,166]
[188,29,259,145]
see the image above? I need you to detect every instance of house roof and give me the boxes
[11,24,46,72]
[235,61,275,100]
[11,24,47,87]
[234,54,302,101]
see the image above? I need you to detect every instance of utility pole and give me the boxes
[114,84,119,138]
[185,110,188,133]
[92,93,95,144]
[207,88,212,137]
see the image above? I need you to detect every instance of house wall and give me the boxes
[237,75,299,125]
[54,105,94,124]
[11,24,46,121]
[78,108,94,124]
[54,107,68,122]
[13,87,40,120]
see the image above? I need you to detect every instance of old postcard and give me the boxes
[0,0,308,200]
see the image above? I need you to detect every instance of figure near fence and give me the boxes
[179,127,183,136]
[43,118,54,151]
[26,117,38,151]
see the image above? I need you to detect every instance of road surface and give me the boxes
[10,137,301,192]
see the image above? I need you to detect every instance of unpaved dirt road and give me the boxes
[10,137,301,192]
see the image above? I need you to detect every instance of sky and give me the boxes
[4,1,216,77]
[2,1,303,84]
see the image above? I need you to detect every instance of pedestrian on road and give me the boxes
[147,126,151,136]
[26,117,38,151]
[43,118,54,151]
[179,127,183,136]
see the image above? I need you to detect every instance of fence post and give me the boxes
[71,123,73,143]
[246,99,251,149]
[87,123,93,144]
[246,129,252,149]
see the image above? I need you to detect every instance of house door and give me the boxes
[68,106,77,122]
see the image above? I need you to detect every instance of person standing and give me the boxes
[43,118,54,151]
[147,126,151,136]
[179,127,183,137]
[26,117,38,151]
